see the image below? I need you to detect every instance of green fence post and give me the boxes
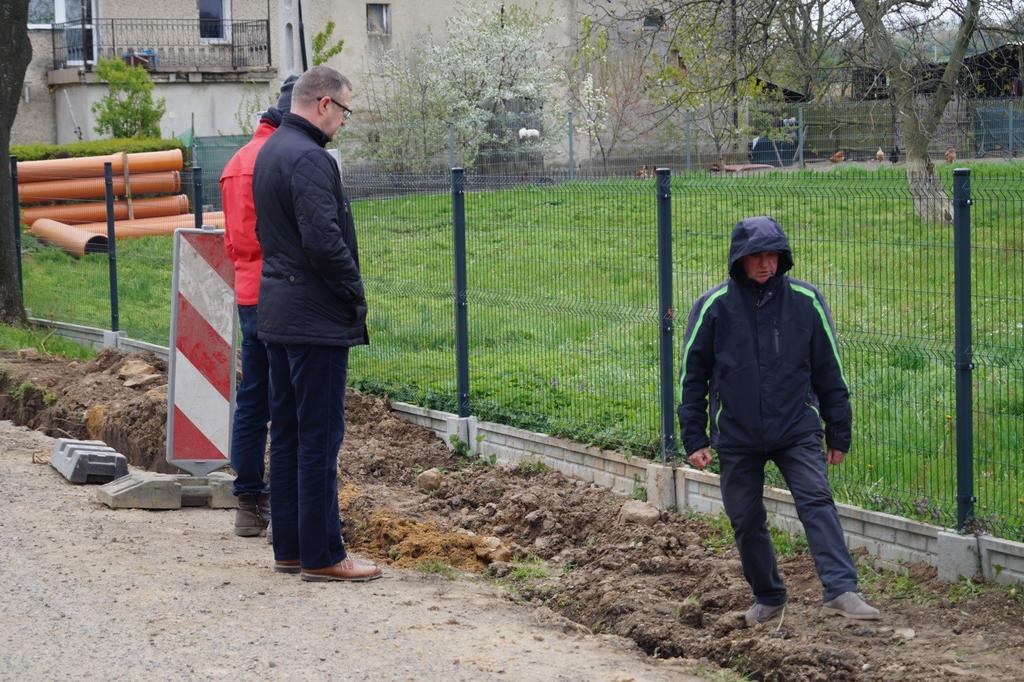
[192,166,204,230]
[953,168,975,530]
[103,162,119,333]
[451,167,470,418]
[656,168,676,463]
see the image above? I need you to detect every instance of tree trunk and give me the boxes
[0,0,32,325]
[851,0,979,224]
[905,155,953,224]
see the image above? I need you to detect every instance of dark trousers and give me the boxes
[718,436,858,605]
[229,305,270,496]
[266,342,349,570]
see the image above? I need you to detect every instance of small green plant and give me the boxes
[42,390,58,407]
[946,576,987,605]
[92,58,166,138]
[630,474,648,502]
[768,523,808,558]
[855,555,936,604]
[9,381,34,402]
[509,555,550,582]
[702,512,736,554]
[514,459,549,475]
[449,434,471,458]
[312,20,345,66]
[417,560,457,580]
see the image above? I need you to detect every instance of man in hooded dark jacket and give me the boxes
[678,216,880,624]
[252,66,380,583]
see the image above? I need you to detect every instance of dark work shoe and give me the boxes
[744,602,786,626]
[821,592,881,620]
[235,492,270,537]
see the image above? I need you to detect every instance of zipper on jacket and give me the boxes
[773,319,780,354]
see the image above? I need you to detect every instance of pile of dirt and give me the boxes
[4,349,1024,681]
[0,349,172,472]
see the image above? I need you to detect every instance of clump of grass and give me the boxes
[417,560,457,580]
[514,459,549,475]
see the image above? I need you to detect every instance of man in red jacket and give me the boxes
[219,75,297,536]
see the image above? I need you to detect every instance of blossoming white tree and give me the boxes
[357,0,565,172]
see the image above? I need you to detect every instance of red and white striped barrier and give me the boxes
[166,228,237,476]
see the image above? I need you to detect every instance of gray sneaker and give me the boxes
[744,602,786,626]
[821,592,881,620]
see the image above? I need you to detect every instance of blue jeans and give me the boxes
[718,435,858,605]
[229,305,270,496]
[266,342,349,570]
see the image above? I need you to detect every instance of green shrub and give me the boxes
[92,58,166,138]
[10,137,187,163]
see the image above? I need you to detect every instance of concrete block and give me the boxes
[645,462,677,511]
[443,416,470,450]
[978,536,1024,585]
[466,417,480,454]
[936,531,980,582]
[102,330,121,349]
[97,473,241,510]
[49,438,128,484]
[863,522,897,543]
[894,528,932,553]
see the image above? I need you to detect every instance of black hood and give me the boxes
[727,216,794,281]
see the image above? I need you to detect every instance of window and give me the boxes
[642,9,664,31]
[28,0,90,28]
[28,0,55,26]
[32,0,95,66]
[367,4,390,35]
[199,0,230,42]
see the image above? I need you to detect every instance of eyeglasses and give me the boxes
[322,96,353,120]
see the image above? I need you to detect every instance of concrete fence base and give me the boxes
[390,400,1024,588]
[22,318,1024,588]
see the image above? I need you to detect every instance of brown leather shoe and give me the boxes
[274,559,300,574]
[301,557,383,582]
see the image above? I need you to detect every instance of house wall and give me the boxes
[12,31,59,146]
[13,0,281,146]
[52,79,272,144]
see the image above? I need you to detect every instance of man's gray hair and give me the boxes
[291,67,353,107]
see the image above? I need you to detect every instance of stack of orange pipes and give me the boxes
[15,149,222,255]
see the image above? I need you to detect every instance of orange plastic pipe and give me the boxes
[16,150,184,183]
[19,194,189,226]
[28,219,109,257]
[16,171,181,204]
[75,212,226,238]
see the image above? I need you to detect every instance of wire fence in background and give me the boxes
[11,153,1024,541]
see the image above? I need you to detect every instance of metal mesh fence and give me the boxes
[344,174,457,411]
[13,153,1024,540]
[461,174,662,458]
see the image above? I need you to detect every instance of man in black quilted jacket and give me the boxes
[678,216,879,624]
[252,66,380,583]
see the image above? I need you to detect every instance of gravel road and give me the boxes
[0,421,703,682]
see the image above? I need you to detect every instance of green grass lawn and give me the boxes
[19,164,1024,538]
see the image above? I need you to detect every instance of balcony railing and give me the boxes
[52,18,271,71]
